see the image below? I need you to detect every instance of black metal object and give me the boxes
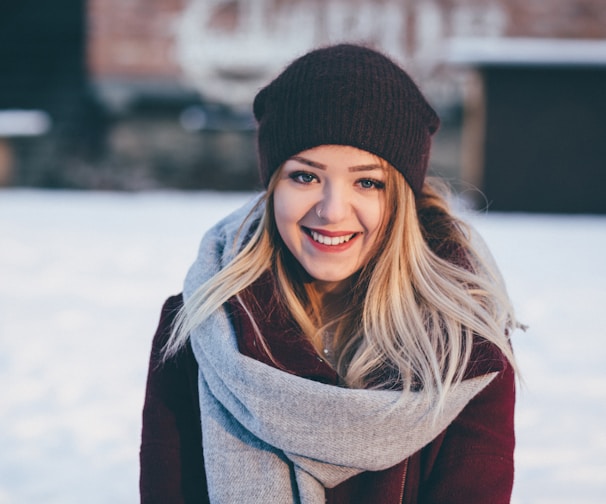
[0,0,109,188]
[480,64,606,214]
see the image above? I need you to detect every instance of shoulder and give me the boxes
[162,294,184,318]
[149,294,188,369]
[154,295,184,345]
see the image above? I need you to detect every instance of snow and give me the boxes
[1,189,605,503]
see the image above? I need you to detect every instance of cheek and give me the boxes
[363,200,386,237]
[272,199,289,245]
[272,185,302,241]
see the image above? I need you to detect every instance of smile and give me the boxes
[305,228,357,246]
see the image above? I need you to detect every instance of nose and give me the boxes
[317,184,350,223]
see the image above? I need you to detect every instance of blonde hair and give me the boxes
[164,164,517,410]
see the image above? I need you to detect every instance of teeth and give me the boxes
[310,230,355,245]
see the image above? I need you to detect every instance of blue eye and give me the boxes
[289,171,317,184]
[358,178,385,190]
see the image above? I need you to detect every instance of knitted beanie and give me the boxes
[253,44,440,195]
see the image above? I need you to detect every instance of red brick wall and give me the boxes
[87,0,606,81]
[437,0,606,38]
[503,0,606,38]
[87,0,185,78]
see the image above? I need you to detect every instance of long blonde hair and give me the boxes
[164,164,517,409]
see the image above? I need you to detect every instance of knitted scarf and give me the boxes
[184,198,497,504]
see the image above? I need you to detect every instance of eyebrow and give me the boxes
[289,155,384,172]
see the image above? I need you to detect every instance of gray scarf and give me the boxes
[184,198,496,504]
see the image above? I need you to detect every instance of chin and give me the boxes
[304,267,356,286]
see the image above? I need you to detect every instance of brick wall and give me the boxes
[503,0,606,38]
[88,0,185,79]
[88,0,606,84]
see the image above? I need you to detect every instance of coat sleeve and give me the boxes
[139,295,209,504]
[417,364,516,504]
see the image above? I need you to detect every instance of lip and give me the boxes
[302,226,360,252]
[305,227,358,237]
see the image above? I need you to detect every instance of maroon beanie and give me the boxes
[253,44,440,195]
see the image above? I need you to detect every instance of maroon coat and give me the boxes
[140,285,516,503]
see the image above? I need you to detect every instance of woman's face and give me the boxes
[273,145,388,292]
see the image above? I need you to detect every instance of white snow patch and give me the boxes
[1,190,605,503]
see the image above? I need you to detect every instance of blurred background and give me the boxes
[1,2,606,504]
[1,0,605,211]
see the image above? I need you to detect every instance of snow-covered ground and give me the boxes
[1,189,605,503]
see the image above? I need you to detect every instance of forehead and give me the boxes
[289,145,384,169]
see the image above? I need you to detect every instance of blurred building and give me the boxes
[1,0,605,210]
[0,0,102,188]
[449,38,606,213]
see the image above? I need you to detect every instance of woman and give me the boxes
[140,44,519,504]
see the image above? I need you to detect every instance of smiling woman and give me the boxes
[274,145,387,289]
[140,44,520,504]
